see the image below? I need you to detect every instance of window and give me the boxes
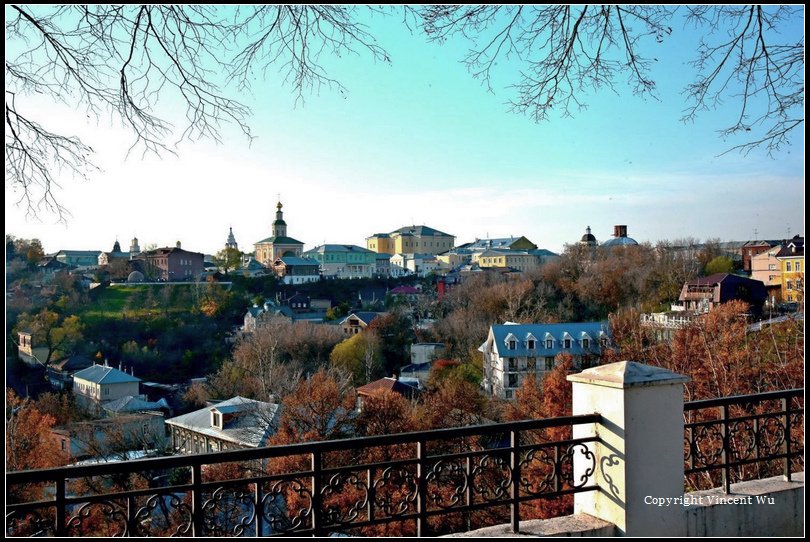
[545,357,554,370]
[564,338,572,349]
[508,339,516,349]
[508,374,518,387]
[527,358,536,370]
[582,338,590,349]
[787,281,793,290]
[505,390,513,399]
[769,264,777,271]
[508,358,517,370]
[600,337,610,348]
[61,439,66,451]
[103,387,109,396]
[212,412,221,428]
[797,262,802,272]
[786,262,792,271]
[527,339,535,349]
[545,339,553,349]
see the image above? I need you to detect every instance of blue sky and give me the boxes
[5,7,804,255]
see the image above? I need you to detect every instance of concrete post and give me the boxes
[568,361,689,536]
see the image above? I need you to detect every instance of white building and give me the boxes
[72,364,141,409]
[480,322,612,400]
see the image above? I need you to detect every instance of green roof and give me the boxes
[255,236,304,245]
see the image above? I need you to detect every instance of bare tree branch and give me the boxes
[5,5,388,219]
[416,5,802,155]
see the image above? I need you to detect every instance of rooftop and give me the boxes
[166,396,280,448]
[73,364,140,384]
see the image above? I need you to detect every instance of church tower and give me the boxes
[272,202,287,238]
[254,200,304,266]
[129,236,140,259]
[226,227,238,250]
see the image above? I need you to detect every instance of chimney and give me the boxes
[119,362,122,371]
[104,358,109,367]
[614,225,628,238]
[130,366,134,376]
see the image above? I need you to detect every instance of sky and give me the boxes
[5,7,805,256]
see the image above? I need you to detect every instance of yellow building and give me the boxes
[477,249,541,273]
[366,225,454,255]
[776,236,804,304]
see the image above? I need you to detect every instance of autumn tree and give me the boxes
[270,367,356,445]
[367,311,416,374]
[226,318,301,402]
[213,247,243,275]
[704,255,735,275]
[415,378,491,431]
[329,331,383,385]
[351,390,418,536]
[7,390,64,504]
[26,238,45,264]
[197,281,236,318]
[15,308,83,364]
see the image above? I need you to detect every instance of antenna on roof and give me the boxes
[753,228,758,240]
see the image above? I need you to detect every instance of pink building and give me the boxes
[142,245,204,281]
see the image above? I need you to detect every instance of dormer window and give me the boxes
[564,338,572,349]
[525,333,537,350]
[211,411,222,429]
[504,333,518,350]
[600,337,609,348]
[582,338,590,349]
[545,339,553,349]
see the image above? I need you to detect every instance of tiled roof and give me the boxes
[357,377,419,398]
[73,365,141,384]
[166,396,280,448]
[390,285,421,294]
[50,355,93,372]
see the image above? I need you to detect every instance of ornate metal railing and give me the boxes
[6,414,600,537]
[684,388,804,493]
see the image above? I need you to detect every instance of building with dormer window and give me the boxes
[166,396,280,454]
[480,322,612,400]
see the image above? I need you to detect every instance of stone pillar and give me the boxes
[568,361,689,536]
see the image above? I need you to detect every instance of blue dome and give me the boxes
[601,236,638,247]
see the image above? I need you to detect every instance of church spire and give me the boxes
[226,227,238,250]
[272,201,287,238]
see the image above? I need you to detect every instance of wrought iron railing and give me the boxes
[684,388,804,493]
[6,414,600,537]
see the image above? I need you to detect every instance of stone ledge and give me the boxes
[685,472,804,537]
[442,513,617,537]
[688,471,803,500]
